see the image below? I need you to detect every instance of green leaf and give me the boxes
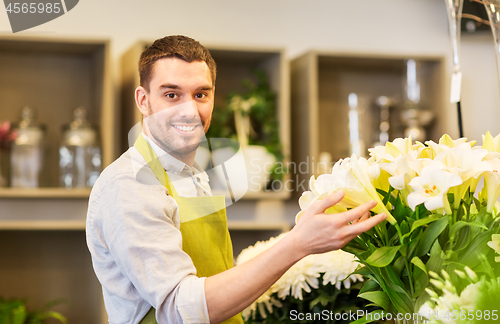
[393,195,407,224]
[410,214,442,234]
[453,226,471,251]
[411,256,427,275]
[393,256,406,275]
[417,216,449,257]
[359,279,380,294]
[414,290,431,314]
[352,266,373,277]
[425,253,443,274]
[400,221,410,236]
[365,246,401,267]
[309,294,334,309]
[358,291,390,311]
[348,310,385,324]
[450,220,488,239]
[458,231,497,267]
[413,269,429,296]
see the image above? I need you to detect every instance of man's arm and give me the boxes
[204,190,387,323]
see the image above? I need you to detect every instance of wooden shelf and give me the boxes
[0,219,290,232]
[291,51,445,198]
[0,36,116,189]
[213,189,291,200]
[228,220,290,232]
[0,36,114,324]
[0,219,86,230]
[0,187,91,198]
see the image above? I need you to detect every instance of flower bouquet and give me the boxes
[236,233,374,324]
[296,133,500,323]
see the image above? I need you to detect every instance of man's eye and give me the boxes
[196,93,206,99]
[165,93,178,99]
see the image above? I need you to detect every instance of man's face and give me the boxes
[139,57,214,159]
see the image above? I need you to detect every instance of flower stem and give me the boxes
[404,257,415,299]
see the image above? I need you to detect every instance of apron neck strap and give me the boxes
[134,135,178,197]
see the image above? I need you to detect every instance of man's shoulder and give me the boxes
[91,147,162,197]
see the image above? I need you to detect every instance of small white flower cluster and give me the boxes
[488,234,500,262]
[235,232,363,320]
[418,268,496,324]
[297,133,500,221]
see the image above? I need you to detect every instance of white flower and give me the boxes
[487,234,500,262]
[368,136,420,162]
[425,134,472,156]
[318,250,363,289]
[236,232,363,319]
[310,155,395,224]
[407,163,462,214]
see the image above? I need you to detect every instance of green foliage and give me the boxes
[205,70,284,181]
[342,188,500,316]
[0,298,66,324]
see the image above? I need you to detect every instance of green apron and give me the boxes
[134,136,243,324]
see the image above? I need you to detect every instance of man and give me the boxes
[86,35,386,324]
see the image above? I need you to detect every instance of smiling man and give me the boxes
[86,35,386,324]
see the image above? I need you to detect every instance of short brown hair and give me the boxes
[139,35,217,91]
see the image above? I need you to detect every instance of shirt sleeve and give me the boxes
[89,166,210,324]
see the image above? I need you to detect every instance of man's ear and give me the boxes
[135,86,149,116]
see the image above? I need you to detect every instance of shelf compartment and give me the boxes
[0,36,115,190]
[0,187,91,198]
[291,51,445,197]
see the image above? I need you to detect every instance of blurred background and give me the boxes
[0,0,498,322]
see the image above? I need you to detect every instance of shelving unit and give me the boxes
[0,187,91,198]
[291,51,445,195]
[0,36,116,190]
[120,41,291,200]
[0,36,115,324]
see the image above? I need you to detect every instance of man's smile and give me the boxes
[172,123,201,134]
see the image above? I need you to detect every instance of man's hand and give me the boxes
[289,190,387,258]
[204,189,387,323]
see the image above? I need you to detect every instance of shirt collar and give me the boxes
[140,133,205,176]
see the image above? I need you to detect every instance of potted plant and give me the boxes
[0,298,67,324]
[206,70,283,193]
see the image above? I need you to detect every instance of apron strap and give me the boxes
[134,135,179,197]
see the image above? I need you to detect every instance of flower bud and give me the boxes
[441,269,451,281]
[464,266,478,282]
[430,279,445,290]
[429,271,440,279]
[454,269,467,280]
[425,288,439,299]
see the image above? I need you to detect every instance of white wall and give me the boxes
[1,0,499,220]
[1,0,498,140]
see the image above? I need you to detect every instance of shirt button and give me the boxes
[196,177,201,182]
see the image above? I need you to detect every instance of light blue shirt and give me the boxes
[86,134,211,324]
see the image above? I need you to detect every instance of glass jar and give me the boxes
[10,106,46,188]
[59,107,101,188]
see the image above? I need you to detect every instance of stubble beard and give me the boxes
[146,103,212,161]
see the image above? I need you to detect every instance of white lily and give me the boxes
[312,155,395,224]
[295,176,348,223]
[368,136,420,162]
[487,234,500,262]
[434,142,492,208]
[378,151,425,189]
[482,131,500,153]
[425,134,474,156]
[407,163,462,214]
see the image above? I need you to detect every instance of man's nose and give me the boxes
[177,100,200,118]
